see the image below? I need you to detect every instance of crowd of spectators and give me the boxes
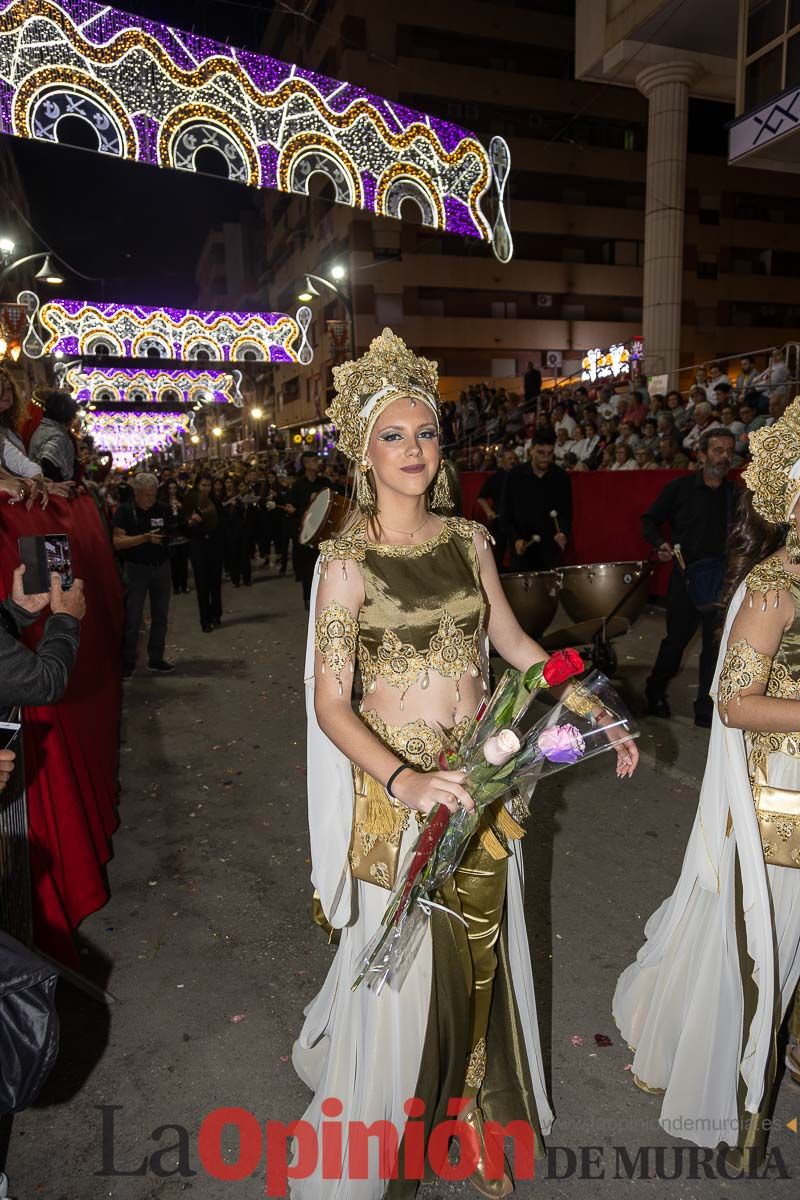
[442,349,794,476]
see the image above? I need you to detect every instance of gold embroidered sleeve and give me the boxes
[744,556,793,611]
[718,639,773,721]
[315,600,359,695]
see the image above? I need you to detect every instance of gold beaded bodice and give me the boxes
[740,555,800,775]
[317,517,489,707]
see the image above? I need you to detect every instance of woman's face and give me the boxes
[198,478,212,497]
[212,478,223,496]
[224,478,235,496]
[367,396,439,505]
[168,480,178,497]
[615,444,628,464]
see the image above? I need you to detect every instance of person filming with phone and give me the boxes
[0,564,86,792]
[112,472,174,678]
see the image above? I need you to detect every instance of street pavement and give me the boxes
[7,564,800,1198]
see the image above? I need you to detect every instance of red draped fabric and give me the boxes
[460,468,693,595]
[0,493,122,965]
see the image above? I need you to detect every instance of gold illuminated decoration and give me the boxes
[0,0,511,258]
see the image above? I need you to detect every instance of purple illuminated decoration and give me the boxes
[62,364,242,406]
[0,0,512,259]
[83,410,191,469]
[21,294,312,364]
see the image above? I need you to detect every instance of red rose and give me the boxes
[542,648,584,687]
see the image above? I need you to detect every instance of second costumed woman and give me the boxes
[292,329,639,1198]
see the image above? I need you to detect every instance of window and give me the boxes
[562,304,585,320]
[490,358,517,378]
[747,0,785,57]
[374,294,403,325]
[490,300,517,318]
[418,297,444,316]
[697,260,719,279]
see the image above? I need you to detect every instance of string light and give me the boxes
[0,0,508,252]
[63,364,242,405]
[28,297,304,363]
[83,410,190,467]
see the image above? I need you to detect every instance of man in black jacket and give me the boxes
[502,434,572,570]
[641,429,737,727]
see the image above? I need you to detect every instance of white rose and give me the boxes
[483,728,521,766]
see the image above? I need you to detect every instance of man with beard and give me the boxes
[502,433,572,570]
[642,429,738,727]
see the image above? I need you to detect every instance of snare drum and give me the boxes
[501,571,561,637]
[558,561,649,623]
[299,487,349,547]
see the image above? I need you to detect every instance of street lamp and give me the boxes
[296,271,356,360]
[212,425,222,437]
[35,255,64,286]
[0,250,67,289]
[0,237,15,263]
[251,407,263,419]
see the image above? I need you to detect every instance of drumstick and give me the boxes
[550,509,561,535]
[673,542,686,571]
[522,534,542,551]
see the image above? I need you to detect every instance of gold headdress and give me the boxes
[327,328,439,464]
[743,396,800,524]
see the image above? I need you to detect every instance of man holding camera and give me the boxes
[113,472,174,678]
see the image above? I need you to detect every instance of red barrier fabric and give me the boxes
[460,468,693,595]
[0,493,122,965]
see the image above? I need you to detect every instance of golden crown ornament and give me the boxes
[743,396,800,525]
[327,328,440,463]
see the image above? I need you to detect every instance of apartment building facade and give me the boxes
[256,0,800,430]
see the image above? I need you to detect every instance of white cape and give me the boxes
[613,581,777,1134]
[295,565,553,1198]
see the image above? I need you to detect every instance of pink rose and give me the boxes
[483,728,521,766]
[537,723,585,765]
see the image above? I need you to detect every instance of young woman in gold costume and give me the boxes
[292,329,638,1199]
[614,398,800,1168]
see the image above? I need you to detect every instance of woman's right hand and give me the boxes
[392,768,474,816]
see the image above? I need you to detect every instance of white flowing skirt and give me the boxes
[292,822,431,1200]
[613,750,800,1147]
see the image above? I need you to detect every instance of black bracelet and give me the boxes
[386,764,411,799]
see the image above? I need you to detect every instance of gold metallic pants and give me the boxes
[449,837,509,1099]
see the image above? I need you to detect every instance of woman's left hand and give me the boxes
[611,730,639,778]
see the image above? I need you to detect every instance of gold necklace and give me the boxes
[377,512,433,540]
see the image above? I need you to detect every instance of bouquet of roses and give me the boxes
[352,651,638,993]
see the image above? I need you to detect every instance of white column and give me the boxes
[636,62,701,381]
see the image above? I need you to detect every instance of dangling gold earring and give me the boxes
[356,462,376,514]
[787,520,800,563]
[431,462,454,513]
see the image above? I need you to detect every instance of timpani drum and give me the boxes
[500,571,561,638]
[558,561,650,624]
[298,487,349,547]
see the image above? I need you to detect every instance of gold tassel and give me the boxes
[493,805,526,841]
[478,824,510,860]
[356,464,376,514]
[431,463,454,512]
[362,771,399,837]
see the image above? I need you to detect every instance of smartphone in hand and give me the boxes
[18,534,73,593]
